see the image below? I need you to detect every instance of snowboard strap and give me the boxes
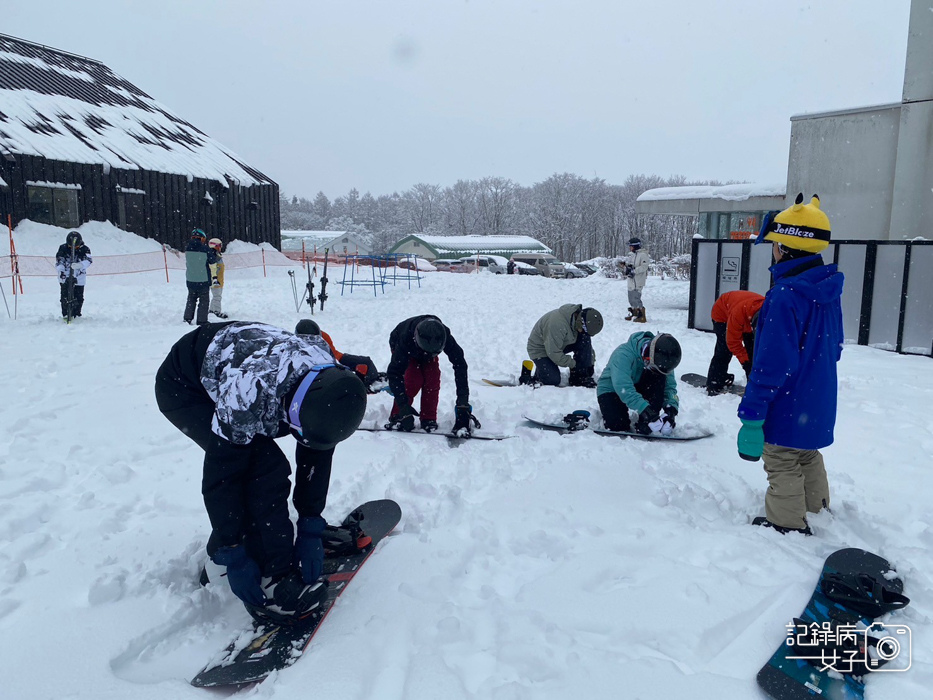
[821,572,910,619]
[562,410,590,432]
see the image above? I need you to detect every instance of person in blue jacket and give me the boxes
[596,331,681,434]
[737,194,844,535]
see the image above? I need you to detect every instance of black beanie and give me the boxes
[295,319,321,336]
[298,367,367,449]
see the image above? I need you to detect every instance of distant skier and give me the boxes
[183,229,216,325]
[624,237,650,323]
[596,331,681,434]
[207,237,228,319]
[738,194,844,536]
[295,319,383,391]
[55,231,92,319]
[706,290,765,395]
[524,304,604,387]
[507,259,515,275]
[154,321,367,623]
[385,315,478,435]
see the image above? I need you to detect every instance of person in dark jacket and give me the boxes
[737,194,844,535]
[706,290,765,395]
[154,322,367,623]
[386,315,478,435]
[55,231,92,318]
[524,304,604,387]
[184,229,216,325]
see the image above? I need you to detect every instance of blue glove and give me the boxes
[294,516,327,583]
[737,419,765,462]
[212,545,266,606]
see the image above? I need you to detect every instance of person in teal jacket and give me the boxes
[737,194,844,535]
[596,331,681,434]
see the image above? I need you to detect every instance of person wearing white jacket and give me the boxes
[624,237,650,323]
[55,231,93,319]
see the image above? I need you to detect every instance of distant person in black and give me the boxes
[55,231,93,318]
[386,315,479,435]
[507,259,515,275]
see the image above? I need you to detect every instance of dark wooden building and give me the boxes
[0,33,279,250]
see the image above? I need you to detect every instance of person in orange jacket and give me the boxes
[706,290,765,395]
[295,319,382,391]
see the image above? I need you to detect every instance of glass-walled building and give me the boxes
[635,184,786,240]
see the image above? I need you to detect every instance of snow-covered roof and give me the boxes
[637,183,785,202]
[0,34,273,187]
[400,234,550,255]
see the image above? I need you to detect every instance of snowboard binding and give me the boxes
[562,410,591,432]
[821,571,910,620]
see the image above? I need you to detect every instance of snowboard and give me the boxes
[356,425,514,441]
[522,414,713,441]
[757,547,909,700]
[481,378,522,387]
[680,372,745,396]
[191,499,402,687]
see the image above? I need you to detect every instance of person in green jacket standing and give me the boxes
[184,228,216,325]
[596,331,681,434]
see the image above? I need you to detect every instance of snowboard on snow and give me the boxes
[522,413,713,441]
[680,372,745,396]
[757,547,910,700]
[356,425,514,441]
[481,378,524,387]
[191,499,402,688]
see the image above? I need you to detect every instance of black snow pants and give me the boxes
[597,369,668,432]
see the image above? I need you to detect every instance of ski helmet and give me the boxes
[580,308,604,335]
[644,333,682,375]
[191,228,206,241]
[290,365,367,450]
[295,319,322,337]
[208,238,222,250]
[414,318,447,356]
[628,237,642,250]
[66,231,82,247]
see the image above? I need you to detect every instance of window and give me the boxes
[27,182,80,227]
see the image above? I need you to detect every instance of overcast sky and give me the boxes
[6,0,912,199]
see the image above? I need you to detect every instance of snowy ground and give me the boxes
[1,228,931,700]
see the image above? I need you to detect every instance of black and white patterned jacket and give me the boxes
[200,322,335,444]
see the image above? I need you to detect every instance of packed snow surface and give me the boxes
[1,226,930,699]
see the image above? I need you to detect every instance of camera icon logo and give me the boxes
[866,623,911,672]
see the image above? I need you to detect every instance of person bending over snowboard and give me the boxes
[386,315,479,435]
[596,331,681,435]
[524,304,604,387]
[155,321,366,624]
[706,290,765,395]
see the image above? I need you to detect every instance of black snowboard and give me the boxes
[680,372,745,396]
[191,499,402,687]
[522,415,713,441]
[356,425,514,441]
[757,548,908,700]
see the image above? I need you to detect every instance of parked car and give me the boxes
[509,253,566,278]
[563,263,589,278]
[512,260,540,275]
[398,256,436,272]
[458,255,506,274]
[433,258,466,273]
[574,263,599,276]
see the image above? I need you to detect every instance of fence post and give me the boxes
[163,245,170,283]
[262,248,267,277]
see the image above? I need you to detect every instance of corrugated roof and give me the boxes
[0,34,273,187]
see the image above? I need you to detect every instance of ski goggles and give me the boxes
[286,363,338,435]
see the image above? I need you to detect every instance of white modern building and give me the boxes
[389,234,551,262]
[280,230,372,256]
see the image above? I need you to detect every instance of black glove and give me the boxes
[452,404,481,435]
[635,406,660,435]
[742,361,753,378]
[387,404,417,432]
[294,516,326,583]
[662,405,677,429]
